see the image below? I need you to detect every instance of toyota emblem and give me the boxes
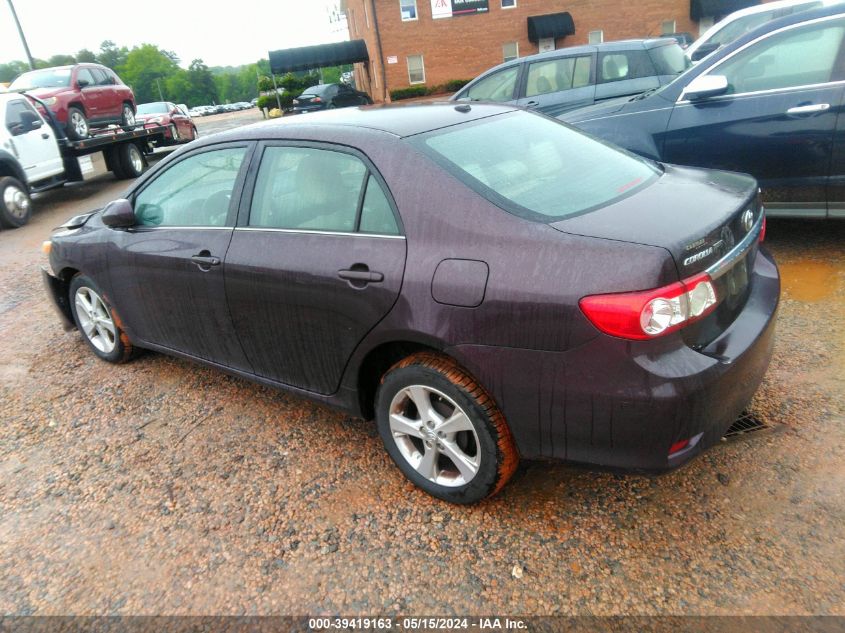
[741,209,754,233]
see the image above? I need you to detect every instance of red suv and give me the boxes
[9,64,136,140]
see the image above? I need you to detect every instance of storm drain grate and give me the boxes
[723,411,770,438]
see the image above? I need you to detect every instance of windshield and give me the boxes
[415,112,660,221]
[136,102,169,114]
[10,68,72,90]
[649,43,691,75]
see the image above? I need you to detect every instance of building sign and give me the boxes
[431,0,489,19]
[387,56,398,64]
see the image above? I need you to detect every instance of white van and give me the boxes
[687,0,837,62]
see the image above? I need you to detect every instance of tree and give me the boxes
[0,60,31,83]
[98,40,128,71]
[119,44,179,103]
[47,54,76,66]
[185,59,218,105]
[76,49,97,63]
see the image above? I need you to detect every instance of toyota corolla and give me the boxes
[42,104,779,504]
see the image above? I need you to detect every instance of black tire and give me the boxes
[191,126,199,140]
[375,352,519,504]
[121,103,136,129]
[68,274,135,363]
[66,106,89,140]
[115,143,145,179]
[0,176,32,228]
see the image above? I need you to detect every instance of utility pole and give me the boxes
[6,0,35,70]
[156,78,164,101]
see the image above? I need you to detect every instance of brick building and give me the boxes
[340,0,765,101]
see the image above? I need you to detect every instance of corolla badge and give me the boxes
[741,209,754,232]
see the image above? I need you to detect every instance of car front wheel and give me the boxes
[375,352,519,504]
[66,107,89,140]
[69,274,135,363]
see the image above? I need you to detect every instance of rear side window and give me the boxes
[716,17,845,94]
[416,111,659,221]
[249,146,400,235]
[648,44,691,75]
[525,55,592,97]
[598,50,655,83]
[463,66,519,101]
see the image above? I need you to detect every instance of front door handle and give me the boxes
[525,100,539,107]
[191,251,221,270]
[786,103,830,116]
[41,133,50,139]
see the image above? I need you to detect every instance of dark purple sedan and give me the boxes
[42,103,779,504]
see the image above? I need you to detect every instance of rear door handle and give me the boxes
[191,252,221,270]
[338,269,384,283]
[786,103,830,116]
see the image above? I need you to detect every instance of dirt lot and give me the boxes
[0,111,843,615]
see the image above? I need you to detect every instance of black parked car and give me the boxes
[293,83,373,113]
[562,4,845,219]
[42,104,778,504]
[450,39,690,117]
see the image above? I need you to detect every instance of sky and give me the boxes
[1,0,348,68]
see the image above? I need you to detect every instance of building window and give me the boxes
[502,0,517,8]
[662,19,676,34]
[408,55,425,84]
[588,30,604,44]
[400,0,417,21]
[503,42,519,62]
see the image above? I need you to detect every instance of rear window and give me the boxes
[415,111,659,221]
[303,84,332,96]
[648,43,691,75]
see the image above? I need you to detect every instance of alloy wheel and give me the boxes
[388,385,481,486]
[70,111,88,138]
[123,106,135,127]
[74,287,117,354]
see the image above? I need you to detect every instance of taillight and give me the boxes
[759,215,766,243]
[579,272,719,340]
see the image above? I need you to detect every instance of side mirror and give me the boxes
[20,110,42,131]
[691,42,720,62]
[77,78,91,88]
[683,75,729,101]
[101,198,136,229]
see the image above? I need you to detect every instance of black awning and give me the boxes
[527,12,575,43]
[269,40,369,74]
[690,0,759,20]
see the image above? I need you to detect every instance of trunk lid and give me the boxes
[551,164,763,348]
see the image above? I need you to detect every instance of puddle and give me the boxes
[778,259,841,302]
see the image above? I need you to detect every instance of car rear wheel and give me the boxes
[375,352,519,504]
[69,274,135,363]
[0,177,32,229]
[66,107,89,140]
[121,104,136,129]
[115,143,145,179]
[191,126,198,140]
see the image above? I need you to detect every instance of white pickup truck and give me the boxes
[0,92,167,228]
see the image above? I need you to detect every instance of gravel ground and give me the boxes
[0,119,843,615]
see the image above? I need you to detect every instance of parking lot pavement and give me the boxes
[0,117,843,613]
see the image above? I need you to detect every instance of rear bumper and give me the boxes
[448,247,780,469]
[41,267,75,331]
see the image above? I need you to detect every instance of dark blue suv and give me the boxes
[561,4,845,219]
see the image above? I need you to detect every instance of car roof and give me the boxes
[721,2,845,54]
[465,38,678,79]
[210,102,518,140]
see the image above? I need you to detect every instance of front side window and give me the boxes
[76,68,96,87]
[503,42,519,62]
[525,55,591,97]
[400,0,417,20]
[408,55,425,84]
[416,111,659,221]
[715,17,845,95]
[4,99,37,131]
[598,50,654,83]
[463,66,519,101]
[249,146,399,235]
[134,147,247,227]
